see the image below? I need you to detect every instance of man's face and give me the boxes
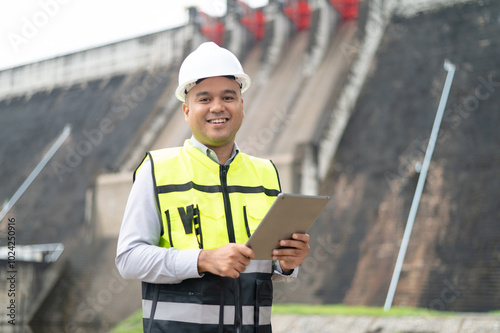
[183,76,245,150]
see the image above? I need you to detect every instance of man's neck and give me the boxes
[208,143,234,165]
[190,137,238,165]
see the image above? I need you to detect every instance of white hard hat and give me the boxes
[175,42,251,102]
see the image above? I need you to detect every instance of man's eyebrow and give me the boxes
[195,89,238,98]
[195,91,210,98]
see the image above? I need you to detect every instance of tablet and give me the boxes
[245,193,330,260]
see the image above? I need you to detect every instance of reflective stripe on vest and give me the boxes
[143,302,272,326]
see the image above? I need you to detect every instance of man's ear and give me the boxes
[182,103,189,120]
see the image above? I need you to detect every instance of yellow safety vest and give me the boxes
[135,139,281,250]
[136,140,281,332]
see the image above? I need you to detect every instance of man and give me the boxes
[116,42,310,332]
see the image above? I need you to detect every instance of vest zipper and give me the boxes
[220,164,236,243]
[220,165,241,330]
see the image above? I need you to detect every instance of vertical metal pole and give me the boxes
[0,124,71,221]
[384,60,456,311]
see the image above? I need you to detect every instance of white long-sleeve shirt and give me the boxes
[115,138,297,284]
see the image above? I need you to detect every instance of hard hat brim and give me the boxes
[175,74,251,102]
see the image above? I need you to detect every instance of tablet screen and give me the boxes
[245,193,329,260]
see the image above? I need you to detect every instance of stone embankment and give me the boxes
[272,314,500,333]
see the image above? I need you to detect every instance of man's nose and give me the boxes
[209,99,225,112]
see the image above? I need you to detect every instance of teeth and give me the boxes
[210,119,227,124]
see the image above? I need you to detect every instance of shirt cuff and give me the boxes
[173,249,203,280]
[273,260,299,278]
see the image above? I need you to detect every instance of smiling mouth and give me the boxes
[208,118,228,124]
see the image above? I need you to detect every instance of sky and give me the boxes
[0,0,268,71]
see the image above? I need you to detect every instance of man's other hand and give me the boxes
[272,233,310,274]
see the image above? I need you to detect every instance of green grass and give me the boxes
[271,304,450,317]
[109,304,455,332]
[109,309,142,333]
